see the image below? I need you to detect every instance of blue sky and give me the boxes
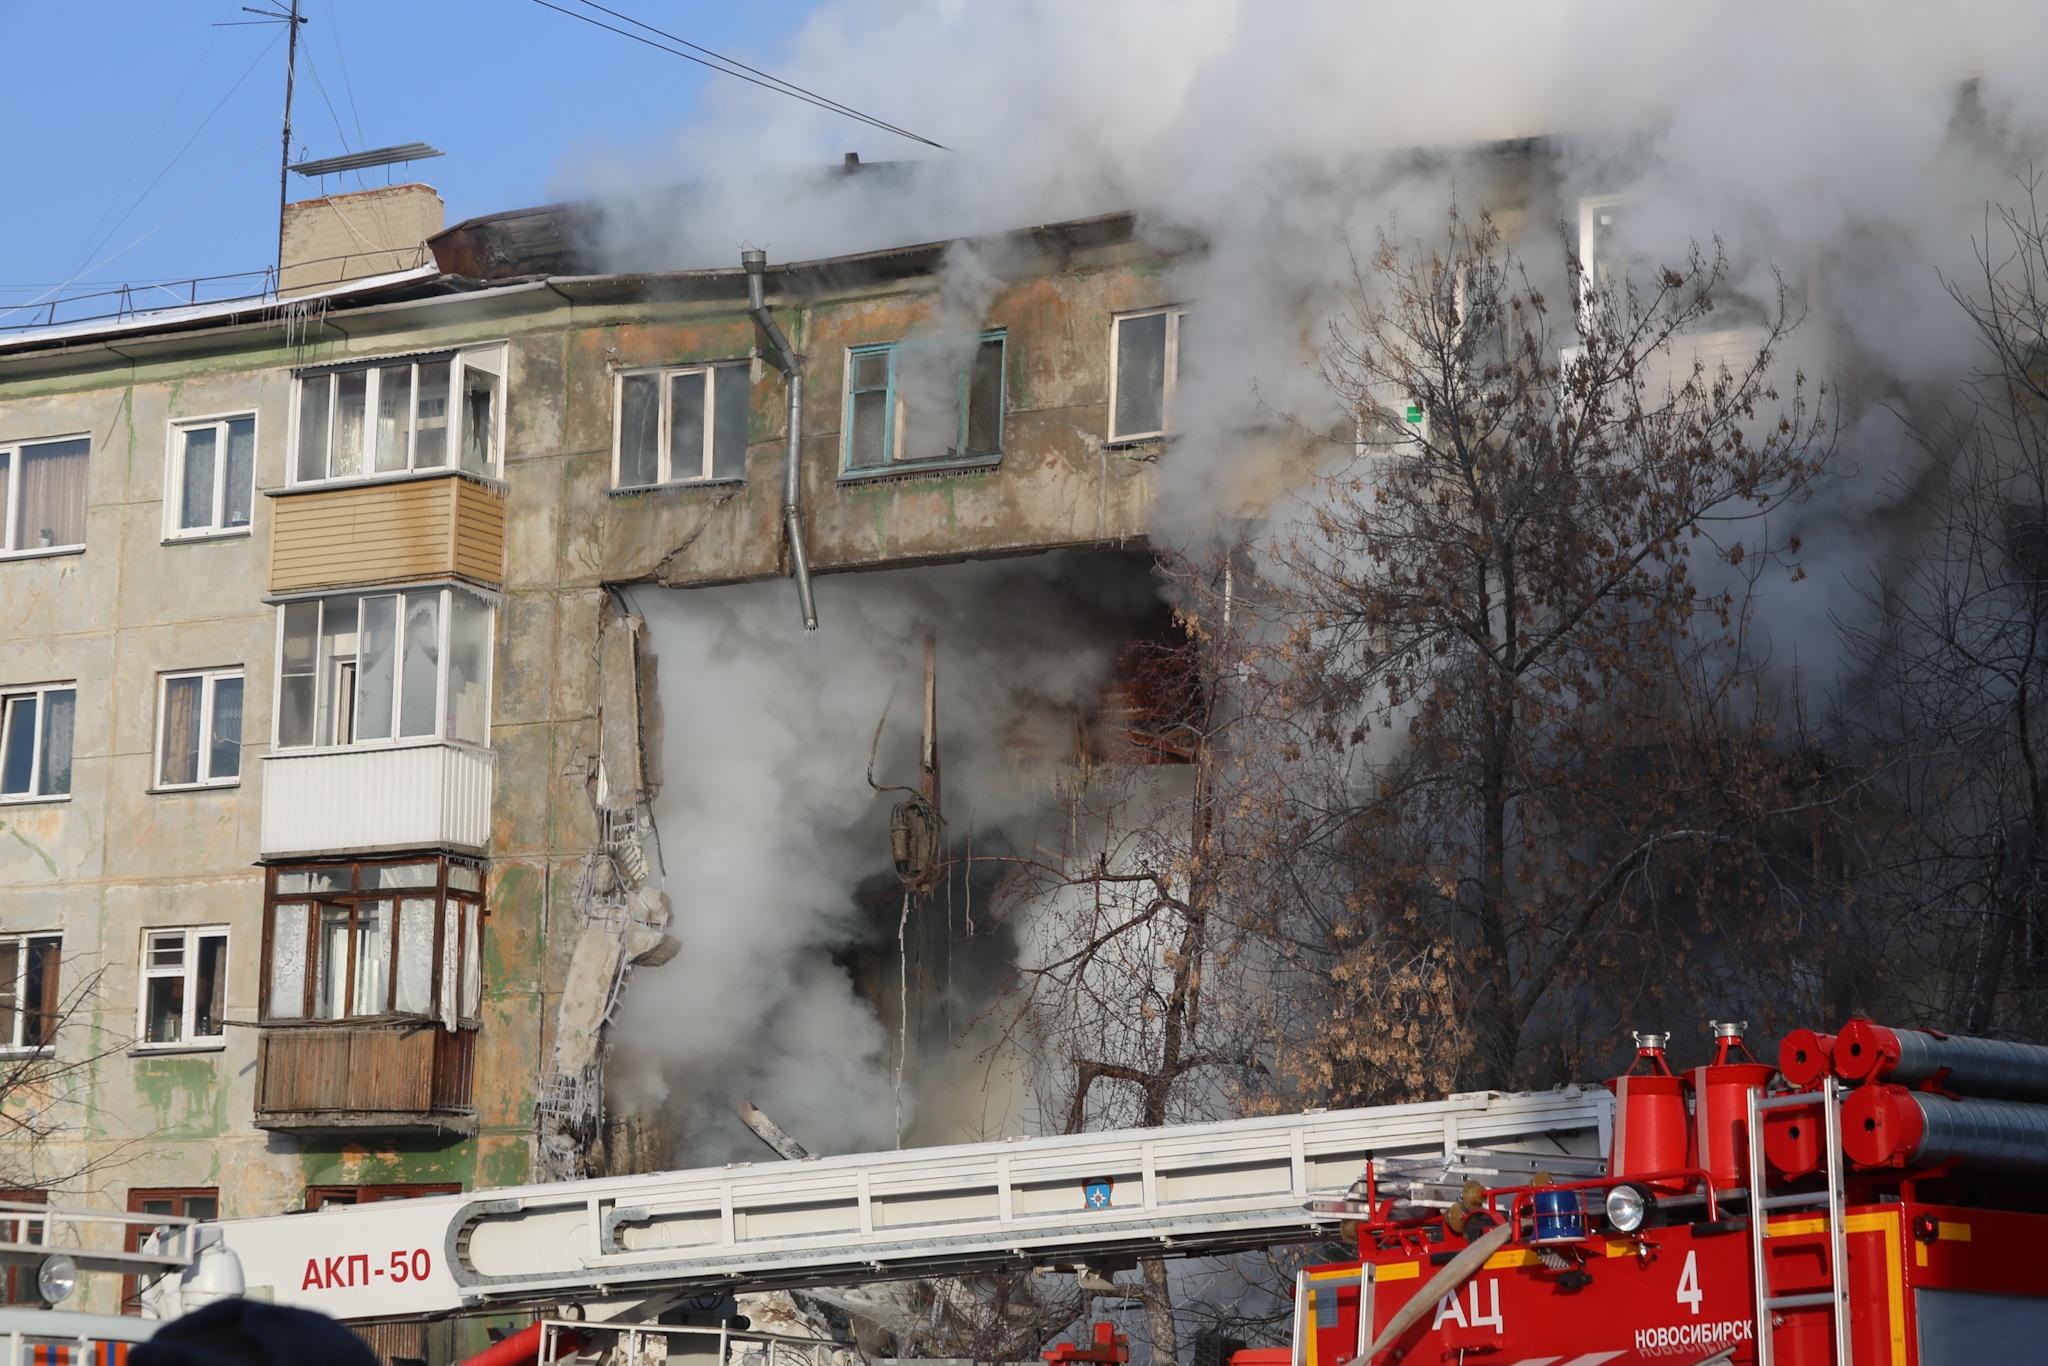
[0,1,822,315]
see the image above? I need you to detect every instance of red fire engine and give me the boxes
[1280,1020,2048,1365]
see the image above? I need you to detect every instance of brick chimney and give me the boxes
[279,183,444,296]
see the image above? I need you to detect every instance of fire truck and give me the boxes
[69,1019,2048,1363]
[1291,1020,2048,1365]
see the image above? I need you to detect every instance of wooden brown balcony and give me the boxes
[268,470,504,595]
[253,1021,477,1135]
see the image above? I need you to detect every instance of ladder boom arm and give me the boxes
[202,1087,1612,1321]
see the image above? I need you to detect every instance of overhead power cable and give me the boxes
[531,0,945,151]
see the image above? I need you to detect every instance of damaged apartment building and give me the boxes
[0,139,1783,1348]
[0,172,1196,1319]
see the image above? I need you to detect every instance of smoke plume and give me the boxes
[585,2,2048,1151]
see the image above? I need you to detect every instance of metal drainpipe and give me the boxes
[743,249,819,631]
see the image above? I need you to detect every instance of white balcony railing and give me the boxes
[260,743,494,857]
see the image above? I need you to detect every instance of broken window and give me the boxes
[168,415,255,539]
[842,333,1006,474]
[138,927,228,1047]
[614,362,751,487]
[261,857,484,1026]
[1109,309,1189,442]
[272,587,493,750]
[0,683,75,800]
[293,347,504,484]
[156,669,242,788]
[0,436,89,556]
[0,934,61,1051]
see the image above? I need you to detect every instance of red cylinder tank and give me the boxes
[1689,1021,1775,1189]
[1777,1028,1835,1089]
[1762,1104,1823,1178]
[1605,1031,1692,1193]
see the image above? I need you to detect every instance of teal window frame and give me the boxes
[842,332,1006,476]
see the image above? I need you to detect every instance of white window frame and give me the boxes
[270,586,495,752]
[611,361,751,488]
[0,931,61,1054]
[135,925,229,1052]
[1107,308,1189,443]
[288,344,508,487]
[153,669,244,790]
[0,681,76,804]
[162,411,258,541]
[1577,195,1627,304]
[0,433,91,558]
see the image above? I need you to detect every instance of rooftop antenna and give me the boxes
[230,3,309,293]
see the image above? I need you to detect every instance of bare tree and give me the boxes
[0,963,136,1193]
[1278,205,1837,1093]
[984,563,1279,1364]
[1846,178,2048,1039]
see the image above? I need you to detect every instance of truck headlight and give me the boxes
[1604,1184,1651,1234]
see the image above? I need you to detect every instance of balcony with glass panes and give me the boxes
[252,855,483,1132]
[259,585,494,858]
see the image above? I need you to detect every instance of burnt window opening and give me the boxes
[843,332,1006,474]
[1109,308,1190,443]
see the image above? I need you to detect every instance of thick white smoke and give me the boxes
[585,2,2048,1153]
[612,553,1162,1162]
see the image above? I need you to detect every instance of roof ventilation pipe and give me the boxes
[743,248,818,631]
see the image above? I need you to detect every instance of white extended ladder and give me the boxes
[198,1086,1612,1323]
[1745,1078,1852,1366]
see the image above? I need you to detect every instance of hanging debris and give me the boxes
[535,602,677,1181]
[737,1100,813,1161]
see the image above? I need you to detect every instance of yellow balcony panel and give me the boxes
[269,472,505,595]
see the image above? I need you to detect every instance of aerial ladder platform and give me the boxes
[162,1086,1611,1323]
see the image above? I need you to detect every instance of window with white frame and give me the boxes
[843,333,1006,474]
[0,684,74,801]
[274,587,493,750]
[156,670,243,788]
[0,934,61,1052]
[0,436,89,556]
[167,415,255,539]
[138,927,227,1048]
[262,857,484,1027]
[616,363,751,488]
[1108,309,1190,443]
[292,346,505,485]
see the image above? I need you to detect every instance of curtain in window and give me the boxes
[208,677,242,780]
[161,677,202,785]
[399,592,440,738]
[394,898,436,1014]
[268,904,308,1019]
[619,374,659,486]
[440,901,460,1032]
[223,418,255,528]
[179,427,217,531]
[353,902,391,1015]
[315,908,351,1019]
[461,903,481,1018]
[37,690,73,796]
[446,591,491,743]
[16,439,88,549]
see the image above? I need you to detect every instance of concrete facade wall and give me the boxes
[0,220,1184,1318]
